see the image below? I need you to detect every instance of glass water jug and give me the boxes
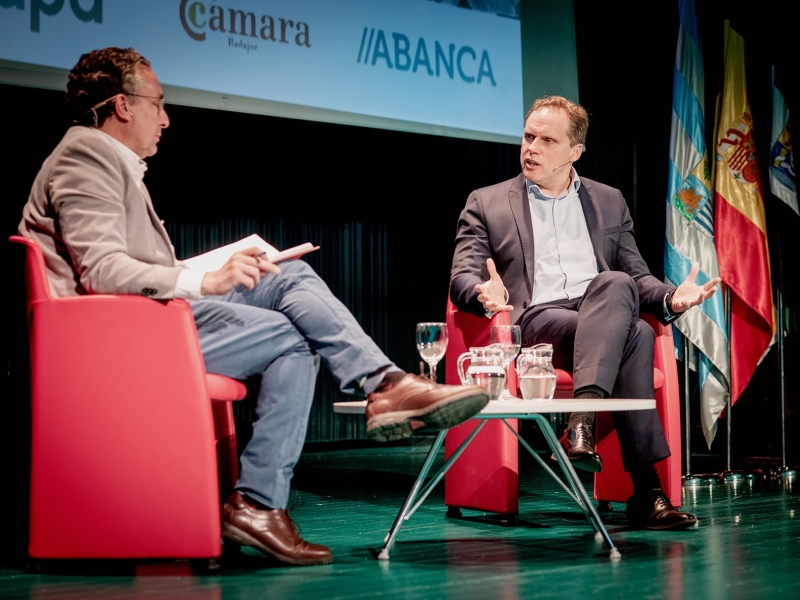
[516,343,557,401]
[457,346,505,401]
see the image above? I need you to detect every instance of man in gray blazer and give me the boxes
[451,96,719,530]
[19,47,489,565]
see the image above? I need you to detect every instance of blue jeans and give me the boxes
[190,260,393,508]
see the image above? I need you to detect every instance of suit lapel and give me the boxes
[140,184,177,262]
[508,174,535,289]
[578,180,609,271]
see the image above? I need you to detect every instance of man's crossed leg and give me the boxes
[192,260,490,564]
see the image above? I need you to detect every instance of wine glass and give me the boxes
[491,324,521,400]
[416,322,448,383]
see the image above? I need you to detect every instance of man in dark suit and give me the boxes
[450,96,719,530]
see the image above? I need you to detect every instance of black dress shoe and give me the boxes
[551,423,603,473]
[626,489,698,530]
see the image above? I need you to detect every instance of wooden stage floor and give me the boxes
[1,444,798,599]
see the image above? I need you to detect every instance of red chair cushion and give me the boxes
[554,368,664,393]
[206,374,247,402]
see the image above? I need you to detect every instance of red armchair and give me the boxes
[10,235,246,560]
[444,300,519,514]
[443,297,681,515]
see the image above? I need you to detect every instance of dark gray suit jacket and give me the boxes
[450,173,673,325]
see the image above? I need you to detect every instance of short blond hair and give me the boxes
[525,96,589,146]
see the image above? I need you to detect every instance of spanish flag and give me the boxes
[713,24,774,404]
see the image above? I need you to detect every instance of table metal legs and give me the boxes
[517,416,620,558]
[378,422,488,560]
[377,416,620,560]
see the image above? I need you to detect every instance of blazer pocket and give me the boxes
[603,225,622,235]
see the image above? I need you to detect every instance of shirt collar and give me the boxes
[526,167,582,200]
[92,128,148,183]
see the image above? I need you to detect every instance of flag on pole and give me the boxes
[770,66,797,215]
[664,0,729,447]
[714,24,774,405]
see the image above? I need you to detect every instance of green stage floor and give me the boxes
[1,445,798,599]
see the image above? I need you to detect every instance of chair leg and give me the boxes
[190,558,221,573]
[222,538,242,559]
[446,506,463,519]
[499,513,519,527]
[216,433,239,502]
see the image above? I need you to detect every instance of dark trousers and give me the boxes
[517,271,670,470]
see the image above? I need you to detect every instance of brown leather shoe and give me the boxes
[365,374,489,442]
[551,423,603,473]
[626,489,698,530]
[222,491,333,565]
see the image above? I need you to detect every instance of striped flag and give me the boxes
[770,66,797,215]
[665,0,729,447]
[714,25,774,406]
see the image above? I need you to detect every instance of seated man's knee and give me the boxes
[277,259,316,277]
[589,271,637,300]
[594,271,634,288]
[273,259,327,287]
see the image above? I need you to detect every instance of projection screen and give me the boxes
[0,0,577,144]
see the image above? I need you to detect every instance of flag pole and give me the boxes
[719,23,732,480]
[718,21,743,483]
[684,336,692,478]
[725,285,734,475]
[778,290,796,478]
[722,285,742,481]
[682,336,701,485]
[779,289,786,470]
[771,69,796,479]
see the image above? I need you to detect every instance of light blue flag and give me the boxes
[770,66,797,215]
[664,0,729,447]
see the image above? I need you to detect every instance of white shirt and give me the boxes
[93,129,205,299]
[527,169,598,306]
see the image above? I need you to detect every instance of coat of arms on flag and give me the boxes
[770,66,797,215]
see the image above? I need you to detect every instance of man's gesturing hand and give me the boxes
[200,246,281,296]
[475,258,513,313]
[671,262,721,314]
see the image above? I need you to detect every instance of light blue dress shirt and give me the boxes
[527,169,598,307]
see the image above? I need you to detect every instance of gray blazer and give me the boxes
[18,126,183,298]
[450,173,673,325]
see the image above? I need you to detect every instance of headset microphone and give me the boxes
[552,159,573,172]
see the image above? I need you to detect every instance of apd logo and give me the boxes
[1,0,102,32]
[357,27,496,86]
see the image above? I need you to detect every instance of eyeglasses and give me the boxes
[126,93,166,112]
[83,92,166,127]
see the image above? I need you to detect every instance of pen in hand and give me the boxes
[255,251,281,274]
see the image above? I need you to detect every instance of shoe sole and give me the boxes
[366,391,489,442]
[222,523,333,566]
[627,517,699,531]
